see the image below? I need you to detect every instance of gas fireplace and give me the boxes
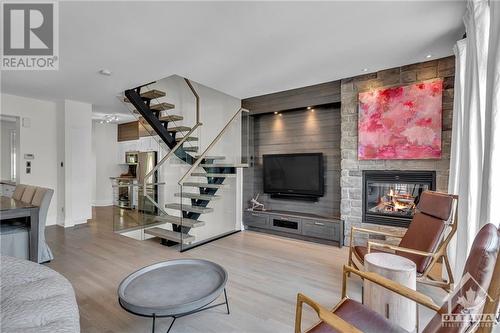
[362,170,436,228]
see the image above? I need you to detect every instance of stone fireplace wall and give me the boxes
[340,56,455,245]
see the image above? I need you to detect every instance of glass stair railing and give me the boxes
[113,75,250,251]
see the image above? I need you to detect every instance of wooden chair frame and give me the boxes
[295,265,441,333]
[347,192,459,292]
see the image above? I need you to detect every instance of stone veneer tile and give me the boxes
[340,57,454,245]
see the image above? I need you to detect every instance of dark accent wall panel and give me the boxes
[248,106,341,216]
[242,81,341,115]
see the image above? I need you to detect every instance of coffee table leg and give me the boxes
[224,288,230,315]
[166,317,176,333]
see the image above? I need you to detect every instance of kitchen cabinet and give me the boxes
[117,121,139,142]
[118,120,155,142]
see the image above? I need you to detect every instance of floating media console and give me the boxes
[243,209,343,247]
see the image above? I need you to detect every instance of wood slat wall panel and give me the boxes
[242,81,341,115]
[245,106,341,216]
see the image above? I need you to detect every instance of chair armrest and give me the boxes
[343,265,441,312]
[295,293,362,333]
[367,241,434,258]
[351,226,405,239]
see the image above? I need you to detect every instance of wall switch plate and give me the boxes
[22,117,31,128]
[24,153,34,160]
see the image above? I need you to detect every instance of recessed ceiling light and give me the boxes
[307,106,312,110]
[426,54,432,59]
[274,111,278,115]
[278,113,282,117]
[362,68,368,72]
[99,69,112,76]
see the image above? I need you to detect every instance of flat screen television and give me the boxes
[263,153,324,199]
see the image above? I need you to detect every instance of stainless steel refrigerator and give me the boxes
[137,151,158,214]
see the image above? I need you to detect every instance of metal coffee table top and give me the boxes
[118,259,228,317]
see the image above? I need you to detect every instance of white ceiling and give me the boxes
[1,1,465,116]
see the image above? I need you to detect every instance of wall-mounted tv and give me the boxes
[263,153,324,200]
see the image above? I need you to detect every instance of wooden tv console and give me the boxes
[243,209,344,247]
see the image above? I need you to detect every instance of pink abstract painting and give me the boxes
[358,79,443,160]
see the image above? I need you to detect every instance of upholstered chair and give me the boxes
[31,187,54,263]
[20,185,36,203]
[12,184,26,200]
[296,223,500,333]
[348,191,458,291]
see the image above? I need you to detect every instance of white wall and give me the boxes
[92,121,123,206]
[1,94,60,226]
[64,100,92,226]
[143,76,243,241]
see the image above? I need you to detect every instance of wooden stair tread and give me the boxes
[167,126,191,132]
[124,89,165,102]
[151,102,175,111]
[165,203,214,214]
[144,227,194,244]
[176,136,198,142]
[183,147,199,152]
[183,182,225,189]
[174,193,220,200]
[159,114,183,122]
[191,172,237,178]
[200,163,249,168]
[153,215,205,228]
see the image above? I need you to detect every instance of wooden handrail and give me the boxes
[184,78,200,124]
[178,107,249,185]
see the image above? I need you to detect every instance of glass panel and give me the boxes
[114,76,248,251]
[178,108,249,250]
[365,182,430,218]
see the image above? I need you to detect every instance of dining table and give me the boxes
[0,196,39,262]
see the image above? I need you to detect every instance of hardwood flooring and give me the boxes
[45,206,444,333]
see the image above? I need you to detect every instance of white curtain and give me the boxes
[448,0,500,278]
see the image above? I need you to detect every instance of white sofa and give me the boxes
[0,256,80,333]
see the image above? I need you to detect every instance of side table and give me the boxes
[363,252,417,332]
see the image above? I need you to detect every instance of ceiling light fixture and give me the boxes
[274,111,278,115]
[99,69,112,76]
[426,54,432,59]
[310,109,315,112]
[278,113,282,117]
[307,106,312,110]
[362,68,368,72]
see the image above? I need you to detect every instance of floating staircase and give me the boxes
[122,79,248,249]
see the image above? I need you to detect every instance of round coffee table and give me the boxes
[118,259,229,333]
[363,252,417,332]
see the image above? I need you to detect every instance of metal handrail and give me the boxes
[178,107,249,185]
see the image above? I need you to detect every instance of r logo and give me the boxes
[3,3,54,56]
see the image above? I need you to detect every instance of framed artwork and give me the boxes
[358,79,443,160]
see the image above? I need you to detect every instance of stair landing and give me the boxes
[144,227,194,244]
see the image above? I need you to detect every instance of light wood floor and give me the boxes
[46,206,356,333]
[45,206,444,333]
